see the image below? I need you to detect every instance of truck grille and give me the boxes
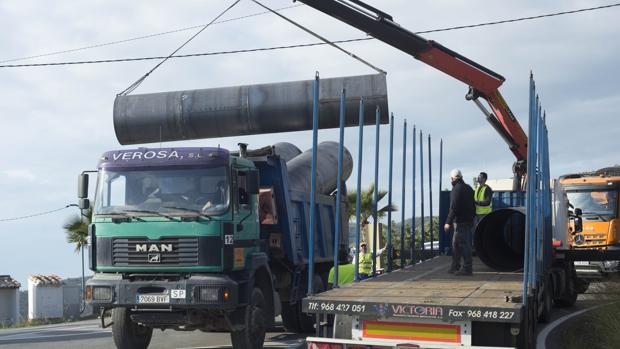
[113,237,199,266]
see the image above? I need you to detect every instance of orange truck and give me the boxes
[560,166,620,281]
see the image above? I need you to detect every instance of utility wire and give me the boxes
[0,204,77,222]
[1,2,618,70]
[0,3,303,64]
[0,38,373,68]
[118,0,240,95]
[251,0,385,74]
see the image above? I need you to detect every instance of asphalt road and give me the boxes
[0,319,305,349]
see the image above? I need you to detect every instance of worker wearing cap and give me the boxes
[358,242,386,279]
[474,172,493,222]
[443,169,476,276]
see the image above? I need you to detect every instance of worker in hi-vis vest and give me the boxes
[474,172,493,223]
[358,242,386,279]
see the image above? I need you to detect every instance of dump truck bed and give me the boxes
[302,256,524,323]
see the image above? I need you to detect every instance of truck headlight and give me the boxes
[92,286,113,301]
[195,286,220,302]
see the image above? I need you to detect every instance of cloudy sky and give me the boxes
[0,0,618,287]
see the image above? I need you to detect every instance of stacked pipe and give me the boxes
[287,141,353,195]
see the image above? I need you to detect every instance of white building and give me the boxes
[0,275,20,325]
[28,275,63,320]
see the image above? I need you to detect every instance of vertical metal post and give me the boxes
[439,138,443,253]
[333,88,346,287]
[420,130,425,252]
[355,98,365,281]
[400,119,407,268]
[308,72,319,295]
[411,125,417,265]
[428,134,434,253]
[523,73,536,304]
[386,113,395,272]
[372,106,381,276]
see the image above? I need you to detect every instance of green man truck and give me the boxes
[80,143,351,349]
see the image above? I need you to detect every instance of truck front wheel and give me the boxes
[112,307,153,349]
[230,287,267,349]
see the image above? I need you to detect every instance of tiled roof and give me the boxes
[28,274,63,286]
[0,275,21,289]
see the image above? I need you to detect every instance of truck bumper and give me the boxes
[86,273,240,310]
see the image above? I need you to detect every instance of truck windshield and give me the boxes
[566,189,618,220]
[94,167,229,217]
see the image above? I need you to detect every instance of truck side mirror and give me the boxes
[78,173,89,199]
[247,170,260,195]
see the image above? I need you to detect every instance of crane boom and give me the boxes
[297,0,529,170]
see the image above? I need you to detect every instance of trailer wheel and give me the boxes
[539,282,553,323]
[230,287,267,349]
[112,307,153,349]
[554,275,577,308]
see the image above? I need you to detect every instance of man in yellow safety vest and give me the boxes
[358,242,386,279]
[474,172,493,223]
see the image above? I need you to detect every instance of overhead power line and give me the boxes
[118,0,241,95]
[0,2,618,70]
[0,3,304,64]
[0,205,77,222]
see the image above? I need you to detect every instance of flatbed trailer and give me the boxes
[303,256,526,348]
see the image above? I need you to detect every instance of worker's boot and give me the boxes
[447,265,460,274]
[455,269,473,276]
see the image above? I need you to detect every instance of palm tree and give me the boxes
[63,208,92,315]
[346,183,394,228]
[63,209,91,253]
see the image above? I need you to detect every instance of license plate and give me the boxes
[575,261,590,266]
[137,294,170,304]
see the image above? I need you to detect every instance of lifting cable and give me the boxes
[251,0,386,75]
[118,0,241,96]
[0,204,77,223]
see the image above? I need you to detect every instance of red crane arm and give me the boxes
[297,0,528,161]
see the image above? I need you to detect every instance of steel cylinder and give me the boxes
[113,74,388,145]
[474,207,526,272]
[287,141,353,195]
[273,142,302,163]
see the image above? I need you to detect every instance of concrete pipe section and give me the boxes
[287,141,353,195]
[474,207,526,272]
[114,74,388,144]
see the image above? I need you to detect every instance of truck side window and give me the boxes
[237,171,249,207]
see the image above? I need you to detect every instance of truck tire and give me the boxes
[538,283,553,323]
[230,287,267,349]
[298,275,325,333]
[112,307,153,349]
[554,275,577,308]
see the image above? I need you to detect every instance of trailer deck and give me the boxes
[302,256,524,323]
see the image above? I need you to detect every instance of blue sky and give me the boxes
[0,0,618,287]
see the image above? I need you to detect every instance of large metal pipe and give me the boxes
[287,141,353,195]
[474,207,526,272]
[272,142,301,163]
[113,74,389,145]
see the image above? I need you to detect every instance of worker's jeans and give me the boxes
[452,223,473,272]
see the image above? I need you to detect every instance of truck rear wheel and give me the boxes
[554,275,577,308]
[112,307,153,349]
[230,287,267,349]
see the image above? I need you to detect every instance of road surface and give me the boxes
[0,319,305,349]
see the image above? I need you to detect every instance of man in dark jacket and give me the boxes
[443,169,476,275]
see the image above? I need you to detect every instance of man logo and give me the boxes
[136,244,173,253]
[148,254,161,263]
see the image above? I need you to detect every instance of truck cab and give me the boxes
[561,170,620,279]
